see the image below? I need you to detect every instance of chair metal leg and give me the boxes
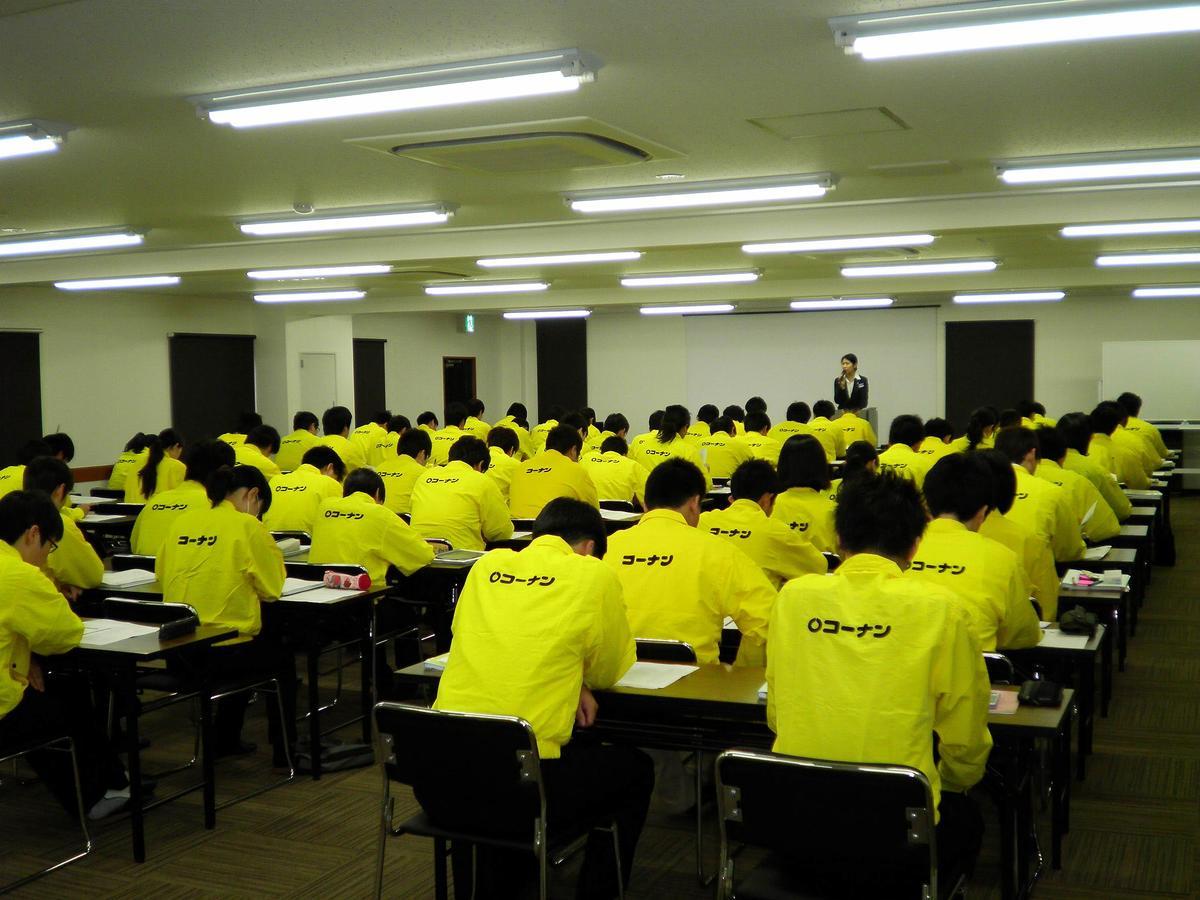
[605,822,624,900]
[695,753,714,885]
[434,837,449,900]
[374,793,391,899]
[211,678,295,810]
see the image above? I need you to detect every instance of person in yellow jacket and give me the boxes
[585,411,628,455]
[461,398,491,442]
[771,435,838,554]
[767,401,813,446]
[582,436,649,507]
[723,404,747,435]
[349,411,390,468]
[1057,413,1133,521]
[631,405,712,490]
[107,434,151,491]
[685,404,718,446]
[1089,402,1153,488]
[232,424,283,480]
[0,439,52,502]
[835,408,877,451]
[124,428,187,502]
[1034,427,1121,542]
[1117,392,1170,458]
[410,437,513,551]
[877,415,931,489]
[429,401,469,467]
[263,445,344,534]
[509,426,599,519]
[736,411,782,465]
[917,417,957,465]
[493,403,534,460]
[319,406,366,475]
[626,410,663,462]
[606,458,776,665]
[528,405,564,457]
[431,497,652,897]
[217,411,262,447]
[274,411,322,473]
[309,469,436,587]
[909,454,1041,651]
[484,427,523,503]
[1112,410,1163,476]
[416,410,439,437]
[376,429,431,516]
[995,428,1086,562]
[23,457,103,592]
[130,440,235,556]
[698,459,827,589]
[806,400,843,461]
[697,417,753,480]
[767,471,990,888]
[371,414,410,465]
[948,407,998,454]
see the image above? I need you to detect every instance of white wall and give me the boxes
[283,314,356,420]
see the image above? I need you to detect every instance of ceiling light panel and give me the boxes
[502,309,591,319]
[743,234,935,254]
[790,297,894,310]
[620,272,759,288]
[239,206,450,236]
[1061,219,1200,238]
[425,281,549,296]
[55,275,179,291]
[0,229,142,258]
[247,264,393,279]
[0,121,66,160]
[1132,286,1200,298]
[1096,252,1200,267]
[639,304,736,315]
[842,260,997,277]
[953,290,1065,304]
[567,175,832,214]
[254,290,365,303]
[477,251,642,268]
[998,150,1200,185]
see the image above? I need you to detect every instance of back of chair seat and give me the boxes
[101,597,198,625]
[635,638,698,664]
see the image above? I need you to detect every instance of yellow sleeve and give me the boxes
[246,520,286,602]
[1050,493,1086,562]
[765,593,783,732]
[996,563,1041,650]
[1029,538,1060,621]
[64,505,85,522]
[932,605,993,793]
[719,545,776,649]
[381,514,437,576]
[1096,470,1133,520]
[582,566,637,689]
[162,458,187,494]
[15,566,84,655]
[577,467,599,508]
[1117,452,1150,490]
[1146,424,1169,458]
[479,478,515,543]
[1081,481,1121,542]
[49,516,104,589]
[770,529,829,583]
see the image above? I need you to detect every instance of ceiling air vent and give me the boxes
[390,132,651,173]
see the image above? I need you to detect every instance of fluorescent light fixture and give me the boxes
[253,290,365,303]
[1061,219,1200,238]
[953,290,1064,304]
[567,175,832,214]
[743,234,934,254]
[831,2,1200,60]
[1096,252,1200,267]
[842,259,997,277]
[247,264,392,279]
[195,50,594,129]
[0,121,66,160]
[239,206,450,236]
[999,150,1200,185]
[55,275,179,291]
[639,304,736,316]
[0,230,143,258]
[790,297,894,311]
[502,309,591,320]
[621,272,759,288]
[1132,286,1200,298]
[425,281,549,296]
[477,250,642,268]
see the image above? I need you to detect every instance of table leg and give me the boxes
[1077,651,1095,780]
[1114,602,1126,673]
[307,649,322,780]
[997,760,1019,900]
[200,693,216,829]
[122,666,145,863]
[1100,625,1113,717]
[1051,703,1074,869]
[362,603,375,744]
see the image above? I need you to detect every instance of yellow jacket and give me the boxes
[1062,449,1132,520]
[685,421,711,446]
[1093,431,1147,490]
[1036,460,1120,542]
[309,492,435,586]
[737,432,782,465]
[462,416,491,442]
[321,434,366,474]
[634,435,712,490]
[980,510,1060,620]
[916,437,957,465]
[1087,433,1116,477]
[124,456,187,502]
[130,480,211,556]
[493,417,534,460]
[835,412,877,450]
[410,461,514,551]
[1124,416,1169,458]
[156,501,285,637]
[605,509,776,664]
[350,422,388,468]
[1009,466,1086,562]
[0,541,84,719]
[107,449,149,491]
[376,454,427,516]
[770,487,838,554]
[697,432,754,480]
[698,499,827,589]
[627,429,655,462]
[218,433,246,446]
[434,535,635,758]
[582,451,648,504]
[486,447,522,503]
[806,417,842,461]
[767,553,991,817]
[429,425,466,467]
[233,443,282,480]
[948,433,994,454]
[877,444,931,489]
[529,420,558,456]
[48,512,103,590]
[767,421,812,446]
[373,430,400,465]
[908,518,1041,651]
[1113,426,1160,477]
[508,449,598,519]
[264,464,342,533]
[0,465,25,501]
[584,428,613,453]
[274,429,321,473]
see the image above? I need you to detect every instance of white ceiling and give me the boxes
[2,0,1200,313]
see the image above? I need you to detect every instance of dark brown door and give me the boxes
[0,332,42,466]
[443,356,476,418]
[945,320,1034,431]
[169,333,256,442]
[353,338,387,424]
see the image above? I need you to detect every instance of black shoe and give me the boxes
[213,740,257,758]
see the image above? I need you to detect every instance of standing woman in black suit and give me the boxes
[833,353,869,411]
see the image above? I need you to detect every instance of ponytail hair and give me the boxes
[138,435,165,498]
[205,464,272,517]
[124,431,154,453]
[656,404,691,444]
[965,407,998,453]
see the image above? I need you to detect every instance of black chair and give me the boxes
[111,553,155,572]
[600,500,636,512]
[716,749,963,900]
[823,552,842,571]
[373,702,623,900]
[984,652,1016,685]
[89,487,125,500]
[634,638,697,664]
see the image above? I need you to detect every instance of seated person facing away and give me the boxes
[806,400,843,461]
[156,465,296,762]
[218,411,261,446]
[493,402,533,460]
[416,410,439,437]
[23,457,103,592]
[918,417,957,463]
[1034,426,1120,543]
[124,428,186,502]
[768,401,813,445]
[767,472,990,893]
[349,410,391,468]
[771,435,838,554]
[994,427,1086,563]
[877,414,931,489]
[998,408,1023,431]
[1104,400,1162,482]
[411,436,513,551]
[606,458,775,665]
[632,405,712,489]
[0,439,52,502]
[309,468,435,587]
[429,498,652,900]
[723,404,746,435]
[429,401,469,467]
[685,404,718,444]
[106,433,151,492]
[949,407,998,454]
[909,454,1041,651]
[627,409,664,461]
[1117,391,1170,458]
[835,405,877,450]
[372,414,410,465]
[319,405,366,475]
[586,411,629,455]
[1057,412,1132,521]
[737,410,782,465]
[698,416,753,480]
[274,410,322,473]
[377,428,432,516]
[263,445,344,534]
[698,459,827,589]
[508,424,599,519]
[582,436,649,507]
[233,424,283,479]
[1085,402,1130,485]
[484,426,522,503]
[131,440,235,556]
[528,404,565,457]
[832,440,879,496]
[462,398,491,442]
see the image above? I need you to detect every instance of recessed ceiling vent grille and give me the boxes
[390,132,651,173]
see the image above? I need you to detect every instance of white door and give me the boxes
[299,352,338,415]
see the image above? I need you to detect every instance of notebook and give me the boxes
[101,569,156,588]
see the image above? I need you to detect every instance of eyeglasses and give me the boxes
[47,538,59,554]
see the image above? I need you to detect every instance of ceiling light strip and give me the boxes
[790,297,894,310]
[254,290,365,303]
[744,234,934,254]
[621,272,759,288]
[247,264,393,279]
[477,251,642,267]
[842,259,997,277]
[1062,219,1200,237]
[952,291,1064,304]
[0,230,143,258]
[1132,286,1200,298]
[639,304,736,316]
[502,309,591,319]
[239,207,450,236]
[55,275,179,291]
[567,175,832,214]
[1096,252,1200,267]
[425,281,549,296]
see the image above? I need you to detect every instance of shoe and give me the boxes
[88,787,130,820]
[213,740,257,758]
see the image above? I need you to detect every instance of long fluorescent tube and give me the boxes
[568,175,831,214]
[999,153,1200,185]
[953,291,1064,304]
[842,260,997,277]
[197,50,594,129]
[254,290,365,303]
[425,281,549,296]
[621,272,759,288]
[639,304,736,316]
[478,251,642,268]
[0,230,143,258]
[744,234,934,254]
[832,3,1200,60]
[1096,252,1200,267]
[55,275,179,291]
[502,309,591,320]
[790,297,894,311]
[1132,286,1200,298]
[240,207,450,236]
[247,264,392,279]
[1062,220,1200,238]
[0,122,65,160]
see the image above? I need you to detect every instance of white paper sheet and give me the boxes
[1080,501,1097,527]
[615,661,698,690]
[1038,629,1092,650]
[101,569,156,588]
[599,508,642,521]
[1083,545,1111,561]
[280,577,322,596]
[70,495,117,505]
[82,513,127,523]
[276,585,363,603]
[81,619,160,645]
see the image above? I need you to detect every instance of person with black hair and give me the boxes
[430,497,651,899]
[218,411,263,446]
[687,403,720,443]
[485,426,522,503]
[1057,412,1133,521]
[416,410,440,434]
[493,403,533,459]
[909,455,1040,651]
[430,401,470,467]
[1117,391,1170,457]
[41,432,75,462]
[745,396,767,415]
[275,411,321,472]
[377,428,432,516]
[606,459,775,665]
[234,424,283,479]
[772,435,837,554]
[411,436,513,551]
[950,407,998,454]
[998,408,1023,431]
[632,404,711,490]
[1034,427,1120,542]
[768,471,990,893]
[698,459,827,589]
[833,352,869,412]
[107,433,152,491]
[835,403,877,451]
[768,401,812,445]
[460,399,490,442]
[698,416,754,479]
[586,412,630,455]
[124,428,187,502]
[529,404,566,456]
[581,435,648,507]
[372,414,412,463]
[877,414,930,488]
[263,445,344,534]
[806,400,841,461]
[722,404,746,435]
[130,440,236,555]
[350,409,392,467]
[1102,400,1162,483]
[918,417,957,464]
[0,439,54,500]
[833,440,879,494]
[994,427,1086,563]
[23,457,103,592]
[509,424,599,518]
[628,409,664,461]
[737,410,782,465]
[320,405,366,474]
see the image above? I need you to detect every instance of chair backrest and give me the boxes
[89,488,125,500]
[374,702,544,837]
[635,638,698,663]
[284,561,369,580]
[511,518,536,532]
[599,500,635,512]
[111,554,156,572]
[102,597,198,625]
[424,538,453,553]
[270,530,311,546]
[823,552,842,572]
[983,652,1015,685]
[717,749,937,899]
